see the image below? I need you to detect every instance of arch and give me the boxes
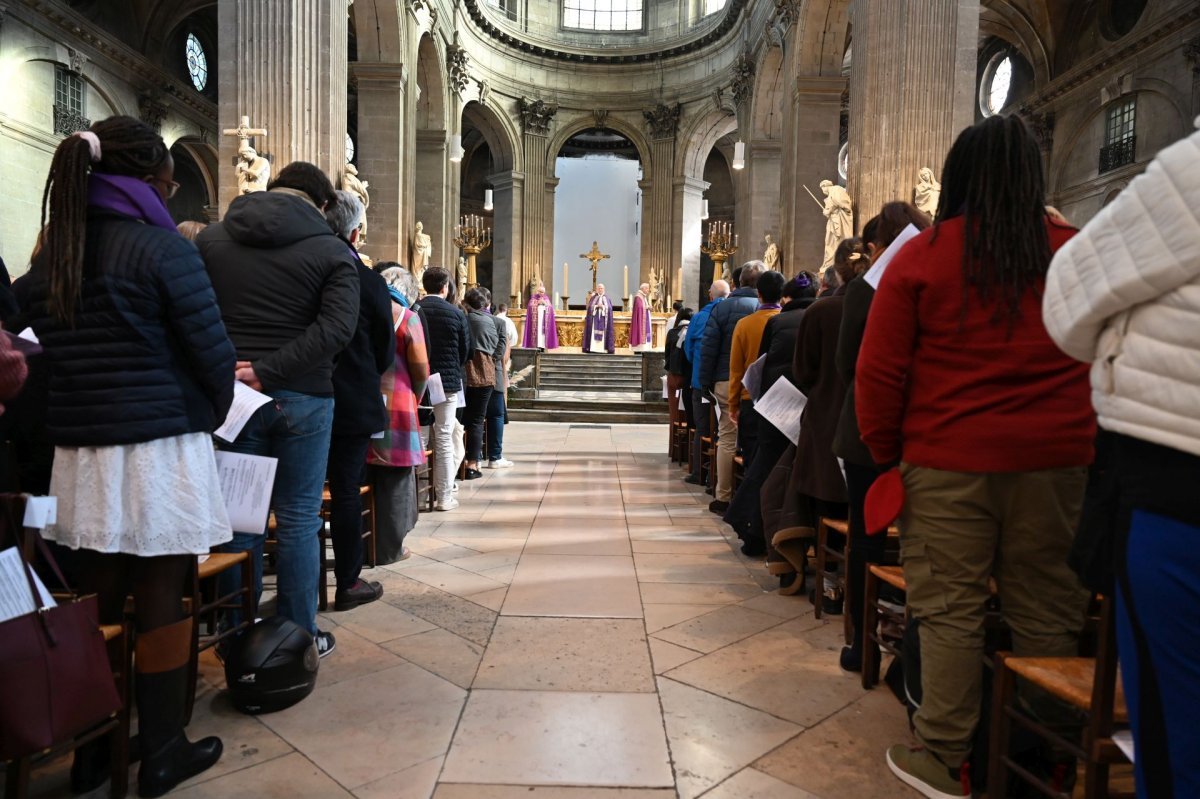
[546,112,652,176]
[462,99,521,173]
[749,46,784,141]
[13,54,128,120]
[171,136,218,206]
[793,0,853,77]
[350,0,406,63]
[139,0,217,67]
[415,33,448,132]
[979,0,1052,89]
[677,109,737,179]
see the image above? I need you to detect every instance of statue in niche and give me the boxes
[819,179,853,271]
[235,142,271,195]
[763,234,780,270]
[411,221,432,278]
[913,167,941,219]
[341,163,370,243]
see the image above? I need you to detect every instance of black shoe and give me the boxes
[822,587,844,616]
[70,738,110,794]
[315,630,337,658]
[740,539,765,557]
[138,735,223,798]
[683,474,701,485]
[464,468,483,480]
[708,499,729,514]
[334,579,384,611]
[839,645,863,673]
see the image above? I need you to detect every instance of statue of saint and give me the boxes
[820,179,853,271]
[913,167,941,219]
[456,256,468,294]
[341,164,370,242]
[235,143,271,195]
[763,234,780,270]
[411,221,432,278]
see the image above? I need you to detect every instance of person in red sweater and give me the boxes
[856,115,1095,799]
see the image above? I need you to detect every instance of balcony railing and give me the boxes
[53,104,91,136]
[1099,136,1136,174]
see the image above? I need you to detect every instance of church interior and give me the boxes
[1,0,1199,797]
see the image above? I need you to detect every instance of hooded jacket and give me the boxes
[699,287,759,387]
[197,188,358,396]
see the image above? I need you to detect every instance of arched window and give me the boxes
[185,33,208,92]
[563,0,643,31]
[980,53,1012,117]
[345,133,356,165]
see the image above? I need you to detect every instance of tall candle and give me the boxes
[623,265,629,298]
[562,262,568,297]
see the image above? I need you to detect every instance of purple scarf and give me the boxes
[87,173,178,233]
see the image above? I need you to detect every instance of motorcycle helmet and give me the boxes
[224,616,319,714]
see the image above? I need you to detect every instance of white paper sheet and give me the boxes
[456,390,467,409]
[214,382,274,443]
[17,327,39,344]
[661,375,669,399]
[678,390,685,411]
[754,378,807,445]
[214,451,278,534]
[742,354,767,401]
[536,304,547,349]
[426,372,447,405]
[1112,729,1135,764]
[0,546,57,622]
[22,496,57,529]
[864,223,923,289]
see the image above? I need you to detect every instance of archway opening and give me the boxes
[168,141,213,225]
[698,138,736,307]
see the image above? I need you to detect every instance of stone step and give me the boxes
[538,376,643,389]
[507,405,668,424]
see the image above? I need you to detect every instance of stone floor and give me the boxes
[33,422,919,799]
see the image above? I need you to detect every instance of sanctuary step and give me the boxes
[508,351,669,425]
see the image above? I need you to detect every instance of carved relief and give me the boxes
[1019,105,1055,151]
[593,109,609,128]
[518,97,558,135]
[712,87,735,116]
[67,46,86,75]
[447,45,470,95]
[1185,36,1200,75]
[138,90,168,133]
[643,102,681,139]
[731,51,755,108]
[477,77,491,105]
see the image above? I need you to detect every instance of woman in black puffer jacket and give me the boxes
[16,116,234,798]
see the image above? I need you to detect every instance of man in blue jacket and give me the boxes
[699,261,765,513]
[683,280,729,484]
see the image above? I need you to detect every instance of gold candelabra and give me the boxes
[701,220,738,284]
[453,214,492,289]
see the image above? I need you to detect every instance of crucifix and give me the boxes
[580,240,611,292]
[223,115,271,194]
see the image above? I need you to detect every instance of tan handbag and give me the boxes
[464,351,496,388]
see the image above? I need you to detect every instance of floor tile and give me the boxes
[653,605,784,654]
[639,582,763,606]
[441,690,673,787]
[657,677,801,799]
[738,592,815,620]
[480,502,543,523]
[354,756,444,799]
[503,554,642,618]
[326,598,438,644]
[383,628,485,689]
[401,561,510,598]
[475,617,654,692]
[643,603,719,633]
[634,553,757,585]
[171,753,353,799]
[649,638,703,674]
[310,624,407,687]
[433,788,674,799]
[380,575,499,645]
[467,586,509,610]
[523,521,632,556]
[700,768,822,799]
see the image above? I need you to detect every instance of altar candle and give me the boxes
[517,289,522,306]
[623,265,629,298]
[562,262,568,296]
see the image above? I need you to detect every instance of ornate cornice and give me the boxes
[1018,105,1055,151]
[447,44,470,95]
[461,0,748,64]
[643,102,681,139]
[1185,36,1200,75]
[730,50,755,108]
[138,89,168,133]
[518,97,557,135]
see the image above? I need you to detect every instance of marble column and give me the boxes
[490,170,523,301]
[783,77,844,274]
[847,0,979,227]
[520,130,551,294]
[672,176,708,310]
[352,61,407,265]
[217,0,349,212]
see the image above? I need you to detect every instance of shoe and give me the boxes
[822,576,845,616]
[70,738,111,794]
[398,546,412,561]
[333,579,383,611]
[315,630,337,659]
[740,538,765,557]
[138,735,223,798]
[486,458,514,469]
[839,645,863,673]
[683,474,701,485]
[708,499,729,514]
[464,468,483,480]
[436,497,460,511]
[886,745,969,799]
[451,481,460,494]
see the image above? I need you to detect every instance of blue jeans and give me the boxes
[219,390,334,635]
[486,389,507,462]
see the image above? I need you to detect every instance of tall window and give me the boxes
[53,67,89,135]
[980,52,1013,117]
[185,33,208,92]
[703,0,727,16]
[1100,98,1136,173]
[563,0,643,31]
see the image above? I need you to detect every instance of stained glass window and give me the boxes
[984,55,1012,116]
[186,33,208,92]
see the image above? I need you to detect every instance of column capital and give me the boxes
[672,176,710,195]
[351,61,407,86]
[488,171,525,191]
[793,75,847,102]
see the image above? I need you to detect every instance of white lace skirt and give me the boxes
[47,432,233,556]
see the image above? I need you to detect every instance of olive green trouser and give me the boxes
[899,464,1090,767]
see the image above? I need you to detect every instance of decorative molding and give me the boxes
[447,44,470,95]
[765,0,796,49]
[1019,105,1055,150]
[643,102,681,139]
[517,96,557,135]
[477,77,490,105]
[1185,36,1200,75]
[592,109,609,127]
[66,46,86,74]
[731,51,755,108]
[712,86,735,115]
[138,90,168,133]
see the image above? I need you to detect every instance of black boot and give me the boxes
[134,618,223,798]
[69,738,111,794]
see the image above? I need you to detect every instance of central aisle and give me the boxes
[180,423,914,799]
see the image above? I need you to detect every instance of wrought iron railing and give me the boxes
[1099,136,1136,174]
[53,104,91,136]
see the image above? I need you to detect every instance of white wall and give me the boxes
[553,156,642,309]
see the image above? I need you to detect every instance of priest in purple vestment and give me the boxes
[630,282,652,350]
[583,284,615,354]
[521,280,559,349]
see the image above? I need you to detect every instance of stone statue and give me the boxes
[341,163,370,243]
[648,268,667,313]
[820,179,853,271]
[456,256,468,293]
[235,142,271,195]
[914,167,941,219]
[763,234,780,270]
[411,221,432,277]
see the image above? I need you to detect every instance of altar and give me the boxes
[514,309,670,351]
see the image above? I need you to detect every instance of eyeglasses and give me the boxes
[146,177,180,200]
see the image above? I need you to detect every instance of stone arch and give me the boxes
[170,136,218,208]
[415,34,448,131]
[979,0,1052,89]
[750,46,785,141]
[546,112,652,175]
[677,108,737,179]
[350,0,406,62]
[793,0,853,77]
[463,99,521,173]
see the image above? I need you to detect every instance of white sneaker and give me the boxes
[436,497,460,512]
[451,481,460,494]
[487,458,514,469]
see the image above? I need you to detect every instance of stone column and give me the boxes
[520,131,551,293]
[641,137,675,297]
[783,77,844,273]
[218,0,349,212]
[352,62,407,265]
[847,0,979,227]
[745,139,781,269]
[490,170,523,301]
[672,176,709,309]
[414,130,449,270]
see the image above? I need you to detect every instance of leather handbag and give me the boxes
[0,496,121,762]
[464,351,496,389]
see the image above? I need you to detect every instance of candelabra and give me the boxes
[453,214,492,289]
[700,220,739,284]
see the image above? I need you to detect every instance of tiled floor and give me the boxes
[34,422,918,799]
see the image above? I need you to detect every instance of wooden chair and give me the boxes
[3,622,132,799]
[814,518,901,645]
[988,596,1132,799]
[317,483,376,611]
[418,448,437,512]
[861,564,908,689]
[732,454,745,491]
[185,551,256,723]
[670,421,690,464]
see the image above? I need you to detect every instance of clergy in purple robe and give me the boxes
[630,282,652,350]
[521,281,559,350]
[583,284,615,354]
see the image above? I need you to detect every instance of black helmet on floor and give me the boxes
[224,616,319,714]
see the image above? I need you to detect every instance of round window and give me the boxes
[837,142,849,182]
[980,53,1013,117]
[186,33,208,92]
[345,133,356,165]
[1101,0,1146,39]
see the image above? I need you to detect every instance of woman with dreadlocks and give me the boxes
[14,116,234,797]
[856,114,1095,799]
